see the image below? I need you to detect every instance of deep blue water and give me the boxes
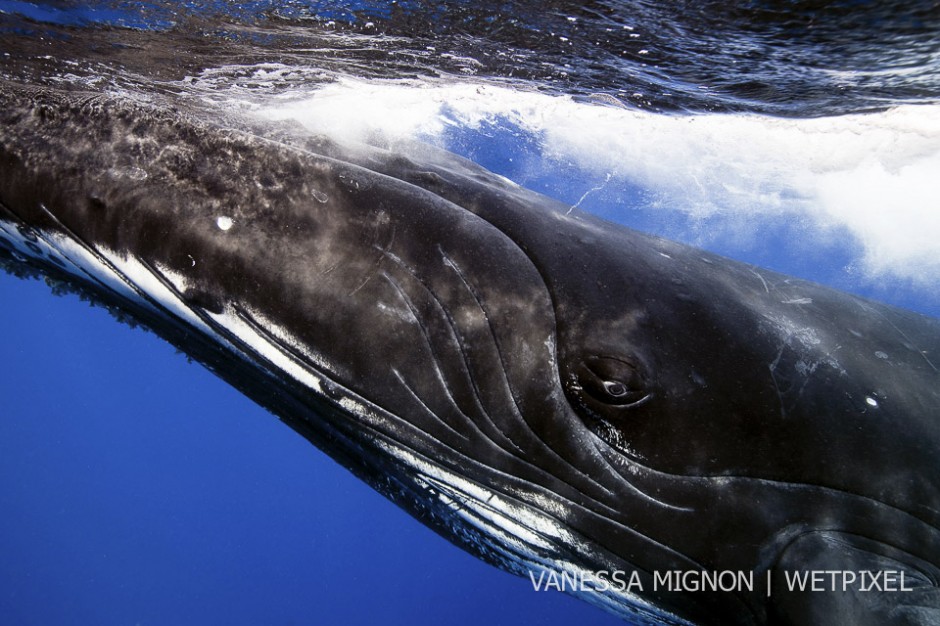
[0,275,623,625]
[1,1,938,625]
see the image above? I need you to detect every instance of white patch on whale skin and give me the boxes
[238,305,340,379]
[216,216,234,231]
[762,311,846,376]
[101,251,227,341]
[0,219,250,355]
[369,437,691,626]
[0,218,150,309]
[205,306,325,395]
[376,301,414,324]
[0,218,336,397]
[152,263,190,293]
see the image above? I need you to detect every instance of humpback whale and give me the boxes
[1,82,938,625]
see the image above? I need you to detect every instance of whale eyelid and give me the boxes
[612,393,654,410]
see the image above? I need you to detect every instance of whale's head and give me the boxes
[2,83,939,625]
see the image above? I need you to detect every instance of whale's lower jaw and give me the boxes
[0,212,690,626]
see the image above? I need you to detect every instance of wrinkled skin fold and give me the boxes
[1,82,939,625]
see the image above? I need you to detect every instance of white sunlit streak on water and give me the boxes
[208,71,940,316]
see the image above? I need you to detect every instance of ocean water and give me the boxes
[0,1,938,625]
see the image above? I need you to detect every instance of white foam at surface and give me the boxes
[252,76,940,287]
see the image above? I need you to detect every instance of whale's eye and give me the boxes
[604,380,628,397]
[576,356,650,407]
